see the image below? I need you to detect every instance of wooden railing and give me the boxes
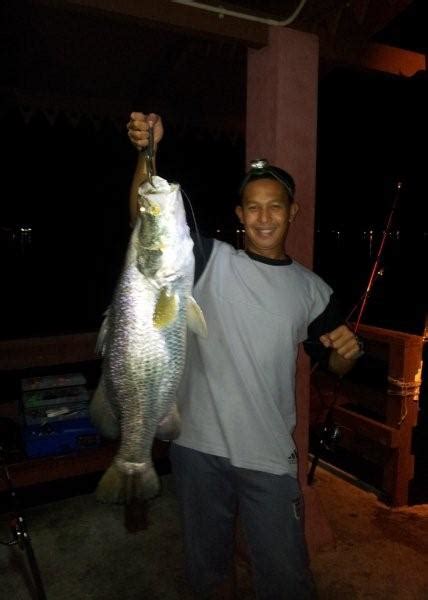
[0,332,99,371]
[310,324,424,506]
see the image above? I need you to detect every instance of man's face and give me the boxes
[235,178,299,259]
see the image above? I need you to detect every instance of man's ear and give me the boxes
[289,202,299,223]
[235,205,244,224]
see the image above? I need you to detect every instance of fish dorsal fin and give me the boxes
[187,296,208,338]
[153,287,179,329]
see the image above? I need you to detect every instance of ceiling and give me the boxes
[1,0,426,137]
[147,0,428,55]
[371,0,427,54]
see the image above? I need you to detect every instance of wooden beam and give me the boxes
[355,323,425,348]
[36,0,268,47]
[0,445,115,491]
[332,406,400,447]
[325,42,425,79]
[0,440,169,491]
[0,332,99,371]
[359,42,426,77]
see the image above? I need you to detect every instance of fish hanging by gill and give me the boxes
[90,175,207,504]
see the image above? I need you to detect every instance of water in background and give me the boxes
[314,227,427,336]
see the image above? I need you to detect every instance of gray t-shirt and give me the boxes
[175,239,333,477]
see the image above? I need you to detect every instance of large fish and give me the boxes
[90,175,207,504]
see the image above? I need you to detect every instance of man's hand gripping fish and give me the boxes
[90,175,207,504]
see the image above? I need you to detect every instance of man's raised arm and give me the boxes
[126,112,164,226]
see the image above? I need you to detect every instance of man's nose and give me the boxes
[258,207,270,223]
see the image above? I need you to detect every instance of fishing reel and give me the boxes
[318,421,342,452]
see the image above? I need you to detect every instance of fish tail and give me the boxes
[96,463,126,504]
[96,459,160,504]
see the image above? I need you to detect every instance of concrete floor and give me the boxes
[1,466,427,599]
[311,467,428,599]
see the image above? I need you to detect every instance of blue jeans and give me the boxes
[170,444,317,599]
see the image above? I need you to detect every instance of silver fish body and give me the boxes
[91,176,206,503]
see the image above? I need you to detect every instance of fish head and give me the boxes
[135,176,193,281]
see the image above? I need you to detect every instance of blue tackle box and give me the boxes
[22,418,100,459]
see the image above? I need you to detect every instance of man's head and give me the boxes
[236,160,299,260]
[238,159,296,202]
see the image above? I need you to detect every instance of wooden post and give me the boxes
[246,26,335,555]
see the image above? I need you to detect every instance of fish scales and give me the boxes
[90,176,206,504]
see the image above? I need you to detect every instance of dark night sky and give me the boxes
[1,2,427,338]
[317,67,427,228]
[314,67,427,335]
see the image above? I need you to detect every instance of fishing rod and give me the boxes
[308,180,403,485]
[0,441,48,600]
[347,181,402,333]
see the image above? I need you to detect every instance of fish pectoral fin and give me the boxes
[187,296,208,338]
[153,287,179,329]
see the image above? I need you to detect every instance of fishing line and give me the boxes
[181,186,207,264]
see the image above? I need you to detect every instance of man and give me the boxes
[127,112,362,599]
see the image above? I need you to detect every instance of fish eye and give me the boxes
[146,202,162,216]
